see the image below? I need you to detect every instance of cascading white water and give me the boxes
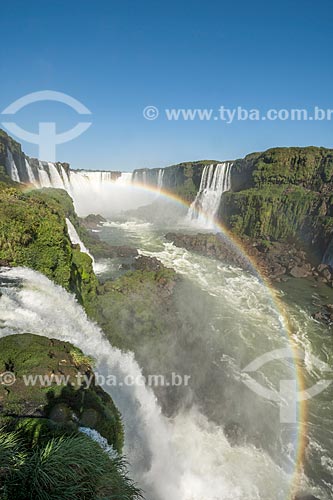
[37,161,52,187]
[188,162,232,227]
[6,149,20,182]
[157,169,164,192]
[115,172,132,184]
[25,158,37,185]
[79,427,118,459]
[65,218,94,259]
[65,218,107,274]
[0,267,293,500]
[13,158,155,216]
[47,162,68,189]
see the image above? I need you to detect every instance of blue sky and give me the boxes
[0,0,332,170]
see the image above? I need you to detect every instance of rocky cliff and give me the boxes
[133,160,219,202]
[0,181,98,313]
[220,147,333,260]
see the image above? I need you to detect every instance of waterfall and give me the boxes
[132,168,164,194]
[79,427,118,459]
[157,168,164,192]
[25,159,37,185]
[65,218,94,260]
[115,172,132,184]
[188,162,232,227]
[7,155,233,222]
[65,218,107,274]
[0,267,291,500]
[47,162,67,189]
[9,159,143,216]
[6,149,20,182]
[37,161,52,187]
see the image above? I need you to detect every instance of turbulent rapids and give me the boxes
[0,267,295,500]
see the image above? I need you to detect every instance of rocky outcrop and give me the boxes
[165,232,333,287]
[0,183,98,312]
[165,232,253,272]
[0,334,123,451]
[92,258,178,351]
[78,213,107,229]
[220,147,333,260]
[132,255,165,272]
[76,216,138,260]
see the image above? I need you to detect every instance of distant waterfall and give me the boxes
[115,172,132,184]
[132,168,164,194]
[6,155,144,216]
[6,154,119,193]
[6,149,20,182]
[25,159,37,184]
[188,162,232,226]
[157,168,164,192]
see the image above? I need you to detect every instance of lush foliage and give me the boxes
[0,184,98,308]
[0,334,123,453]
[92,267,178,350]
[0,430,141,500]
[221,147,333,254]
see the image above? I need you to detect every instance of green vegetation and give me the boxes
[0,430,142,500]
[0,183,98,309]
[221,147,333,254]
[0,130,23,167]
[92,266,178,350]
[0,334,123,452]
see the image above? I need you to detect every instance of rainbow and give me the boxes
[23,177,308,498]
[130,180,308,499]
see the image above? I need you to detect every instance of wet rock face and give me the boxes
[165,232,253,272]
[79,213,107,229]
[132,255,165,272]
[165,231,333,290]
[312,303,333,326]
[289,264,311,278]
[165,232,316,281]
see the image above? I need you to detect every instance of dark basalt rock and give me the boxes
[112,245,138,258]
[133,255,165,272]
[289,264,311,278]
[79,213,107,229]
[165,232,253,272]
[312,303,333,326]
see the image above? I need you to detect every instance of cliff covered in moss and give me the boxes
[0,334,123,451]
[220,147,333,258]
[0,182,98,311]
